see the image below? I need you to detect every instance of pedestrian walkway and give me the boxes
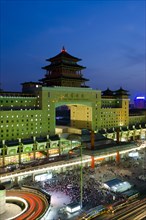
[47,191,71,220]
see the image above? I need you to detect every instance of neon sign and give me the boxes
[136,96,145,100]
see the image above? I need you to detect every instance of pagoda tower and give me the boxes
[40,47,89,87]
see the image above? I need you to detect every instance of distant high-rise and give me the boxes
[134,96,146,109]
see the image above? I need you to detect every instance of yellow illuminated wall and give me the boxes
[101,96,129,129]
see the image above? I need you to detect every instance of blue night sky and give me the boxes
[0,0,146,102]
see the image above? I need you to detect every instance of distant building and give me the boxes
[134,96,146,109]
[129,109,146,126]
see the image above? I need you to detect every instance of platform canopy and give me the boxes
[103,178,132,193]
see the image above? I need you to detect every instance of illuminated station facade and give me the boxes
[0,48,146,167]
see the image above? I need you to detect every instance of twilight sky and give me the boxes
[0,0,146,101]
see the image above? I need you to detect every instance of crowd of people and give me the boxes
[21,164,125,211]
[4,144,143,220]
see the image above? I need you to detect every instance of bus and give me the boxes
[81,205,106,220]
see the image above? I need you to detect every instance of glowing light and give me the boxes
[66,204,81,213]
[129,151,139,158]
[61,46,66,53]
[136,96,145,100]
[35,173,52,181]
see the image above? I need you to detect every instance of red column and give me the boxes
[116,128,120,144]
[91,156,95,168]
[116,151,120,163]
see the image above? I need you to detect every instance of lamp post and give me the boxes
[18,138,22,165]
[80,140,83,209]
[143,131,146,178]
[2,140,6,167]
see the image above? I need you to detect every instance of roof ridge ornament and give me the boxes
[61,46,66,53]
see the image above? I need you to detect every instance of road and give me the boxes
[6,190,48,220]
[94,198,146,220]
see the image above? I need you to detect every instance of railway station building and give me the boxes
[0,48,146,166]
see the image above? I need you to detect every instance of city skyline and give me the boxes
[0,0,146,101]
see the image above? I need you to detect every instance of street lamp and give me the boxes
[80,140,83,209]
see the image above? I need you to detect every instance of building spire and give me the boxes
[61,46,66,53]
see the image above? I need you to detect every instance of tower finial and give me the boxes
[61,46,66,52]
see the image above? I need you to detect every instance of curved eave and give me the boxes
[46,52,81,62]
[42,64,86,70]
[102,88,114,96]
[114,88,129,93]
[39,76,89,82]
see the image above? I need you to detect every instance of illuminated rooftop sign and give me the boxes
[136,96,145,100]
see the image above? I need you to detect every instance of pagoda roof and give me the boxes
[40,75,89,82]
[49,135,60,141]
[46,47,81,62]
[42,61,86,70]
[22,138,33,144]
[36,136,47,142]
[5,140,19,147]
[114,87,129,96]
[67,132,114,143]
[102,88,114,96]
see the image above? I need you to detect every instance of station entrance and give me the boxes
[39,86,101,136]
